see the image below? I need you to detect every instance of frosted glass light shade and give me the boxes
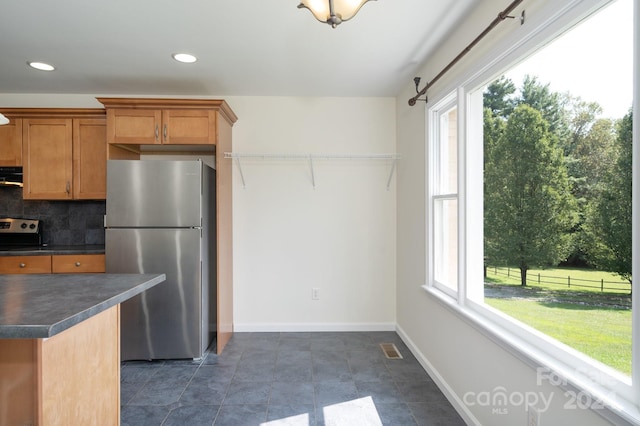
[298,0,374,28]
[0,113,9,126]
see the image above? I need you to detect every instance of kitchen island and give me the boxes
[0,273,166,426]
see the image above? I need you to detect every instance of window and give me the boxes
[425,0,638,420]
[429,96,458,296]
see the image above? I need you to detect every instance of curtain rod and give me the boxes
[408,0,525,106]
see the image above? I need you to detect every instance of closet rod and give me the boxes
[408,0,525,106]
[224,152,400,190]
[224,152,401,160]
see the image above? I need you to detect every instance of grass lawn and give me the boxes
[485,297,631,375]
[484,266,632,376]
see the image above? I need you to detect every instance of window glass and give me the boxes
[431,102,458,293]
[480,0,633,375]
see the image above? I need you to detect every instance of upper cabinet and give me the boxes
[0,108,107,200]
[97,98,238,157]
[0,118,23,166]
[73,119,107,199]
[23,118,74,200]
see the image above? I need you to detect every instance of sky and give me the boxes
[504,0,633,119]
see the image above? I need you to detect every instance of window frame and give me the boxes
[428,93,460,299]
[423,0,639,422]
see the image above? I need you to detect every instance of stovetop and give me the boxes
[0,217,43,248]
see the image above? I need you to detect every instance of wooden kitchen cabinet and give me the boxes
[52,254,105,273]
[22,114,106,200]
[22,118,73,200]
[0,254,105,274]
[73,119,107,199]
[98,98,237,157]
[1,305,120,426]
[0,118,22,166]
[0,255,52,274]
[105,107,215,145]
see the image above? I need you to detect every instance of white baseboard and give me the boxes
[233,322,396,333]
[395,324,479,426]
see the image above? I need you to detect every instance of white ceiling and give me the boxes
[0,0,478,98]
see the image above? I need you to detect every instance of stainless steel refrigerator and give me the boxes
[105,159,215,361]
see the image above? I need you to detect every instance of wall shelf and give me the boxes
[224,152,401,190]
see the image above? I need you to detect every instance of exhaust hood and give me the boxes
[0,167,23,187]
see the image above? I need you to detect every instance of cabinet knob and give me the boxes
[19,263,26,268]
[75,262,81,267]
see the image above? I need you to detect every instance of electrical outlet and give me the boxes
[312,288,320,300]
[527,404,540,426]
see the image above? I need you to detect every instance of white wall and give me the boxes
[395,0,618,425]
[226,97,397,331]
[0,94,397,332]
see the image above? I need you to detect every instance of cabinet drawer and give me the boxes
[0,256,52,274]
[52,254,105,273]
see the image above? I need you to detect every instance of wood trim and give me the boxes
[0,108,105,119]
[215,113,234,354]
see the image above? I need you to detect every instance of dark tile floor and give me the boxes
[120,332,465,425]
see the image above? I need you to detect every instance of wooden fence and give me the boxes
[486,266,631,293]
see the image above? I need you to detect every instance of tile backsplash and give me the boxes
[0,187,105,246]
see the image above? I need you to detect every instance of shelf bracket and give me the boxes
[309,156,316,189]
[235,157,247,189]
[386,158,397,191]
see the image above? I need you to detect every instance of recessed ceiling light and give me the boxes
[172,53,197,63]
[28,61,55,71]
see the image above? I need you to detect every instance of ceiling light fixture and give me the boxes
[0,113,9,126]
[298,0,375,28]
[28,61,55,71]
[172,53,198,63]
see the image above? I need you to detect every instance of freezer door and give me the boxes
[106,228,206,360]
[106,160,202,228]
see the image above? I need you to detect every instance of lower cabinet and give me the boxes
[0,255,51,274]
[52,254,105,273]
[0,305,120,426]
[0,254,105,274]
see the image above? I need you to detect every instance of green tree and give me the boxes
[484,76,517,118]
[517,75,569,140]
[585,110,633,284]
[562,97,617,266]
[485,104,577,286]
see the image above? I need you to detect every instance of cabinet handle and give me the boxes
[75,262,81,267]
[19,263,26,268]
[155,124,159,142]
[66,181,70,194]
[163,124,167,142]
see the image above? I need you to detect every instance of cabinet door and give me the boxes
[0,256,52,273]
[73,119,107,199]
[52,254,105,273]
[0,118,22,166]
[106,108,161,145]
[162,109,216,145]
[23,119,73,200]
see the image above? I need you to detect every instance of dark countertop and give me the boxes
[0,273,165,338]
[0,244,105,256]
